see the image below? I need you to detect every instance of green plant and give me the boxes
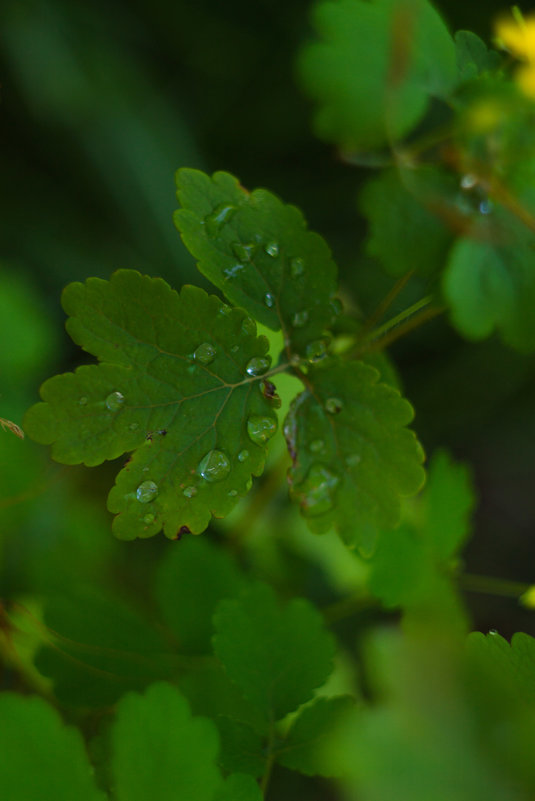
[3,2,535,799]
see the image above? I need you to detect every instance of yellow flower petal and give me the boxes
[515,63,535,98]
[496,13,535,62]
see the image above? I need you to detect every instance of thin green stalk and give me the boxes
[359,269,415,339]
[260,721,277,797]
[460,572,531,599]
[363,303,445,353]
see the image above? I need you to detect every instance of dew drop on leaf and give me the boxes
[245,356,271,377]
[205,202,237,233]
[106,391,125,412]
[232,242,256,261]
[292,463,340,518]
[290,257,305,277]
[325,397,343,414]
[264,292,275,309]
[330,298,343,317]
[264,241,279,257]
[78,396,88,406]
[129,423,139,431]
[193,342,217,365]
[143,513,155,524]
[460,174,477,190]
[346,453,361,467]
[479,199,493,215]
[247,415,278,445]
[292,310,309,328]
[238,449,249,462]
[230,344,239,353]
[228,489,238,497]
[306,340,328,362]
[136,480,159,503]
[310,439,325,453]
[198,449,231,483]
[183,485,198,498]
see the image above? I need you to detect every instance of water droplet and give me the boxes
[232,242,256,261]
[143,513,155,525]
[129,423,139,431]
[479,199,493,215]
[292,310,309,328]
[325,397,343,414]
[106,391,125,412]
[238,449,249,462]
[198,449,231,482]
[241,317,256,336]
[310,439,325,453]
[461,173,477,190]
[228,489,238,497]
[206,203,237,234]
[264,292,275,309]
[346,453,361,468]
[231,344,239,353]
[142,466,149,472]
[290,354,301,367]
[245,356,271,377]
[223,264,245,281]
[136,480,159,503]
[219,304,232,316]
[264,241,279,257]
[194,342,216,365]
[292,464,340,518]
[78,396,88,406]
[247,415,278,445]
[183,485,198,498]
[290,257,305,277]
[489,628,498,636]
[306,339,328,362]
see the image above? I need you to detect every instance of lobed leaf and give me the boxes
[369,450,474,608]
[24,269,280,539]
[298,0,457,151]
[212,583,336,729]
[111,682,221,801]
[174,168,340,354]
[455,30,501,82]
[283,360,425,553]
[0,693,105,801]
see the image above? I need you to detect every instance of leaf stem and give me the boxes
[359,269,415,339]
[260,721,277,797]
[460,572,531,599]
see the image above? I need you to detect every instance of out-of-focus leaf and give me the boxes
[213,583,335,729]
[213,773,263,801]
[299,0,457,150]
[0,693,105,801]
[111,682,221,801]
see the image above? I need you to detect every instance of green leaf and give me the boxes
[215,717,265,778]
[283,360,425,553]
[174,169,339,353]
[0,693,105,801]
[466,631,535,706]
[359,167,454,277]
[155,537,247,654]
[299,0,457,151]
[212,583,335,728]
[111,682,221,801]
[276,696,356,777]
[34,584,174,707]
[369,450,474,608]
[24,269,280,539]
[213,774,263,801]
[455,30,501,82]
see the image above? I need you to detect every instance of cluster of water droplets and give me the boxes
[459,173,494,216]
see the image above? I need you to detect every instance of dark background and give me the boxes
[1,0,534,638]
